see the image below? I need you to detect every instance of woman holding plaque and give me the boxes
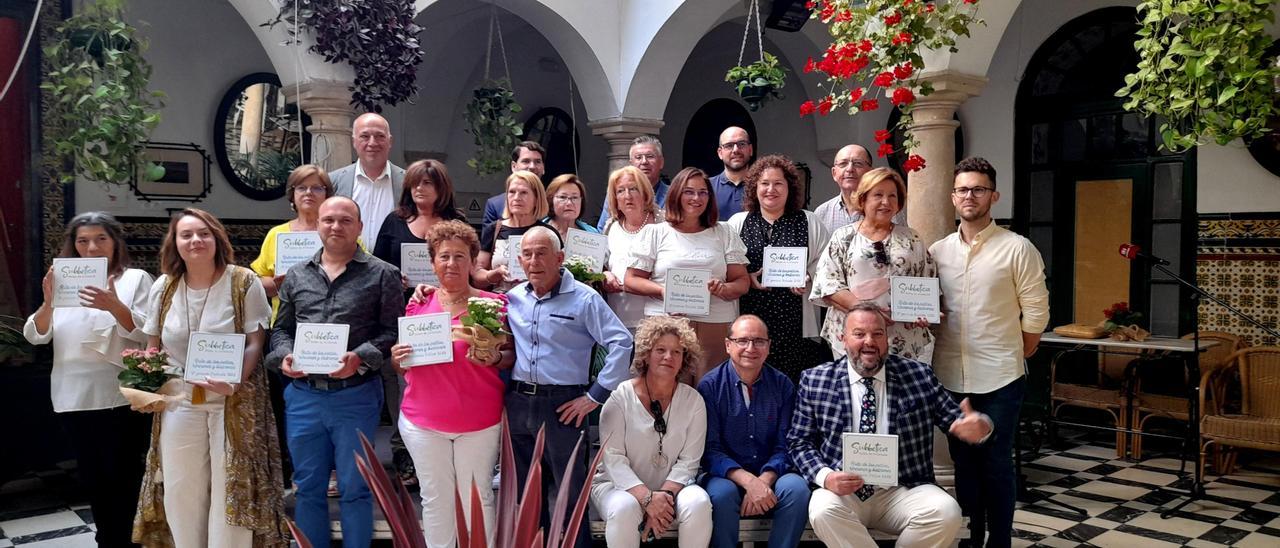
[626,167,749,383]
[602,166,661,330]
[23,212,153,548]
[251,164,334,305]
[389,220,513,547]
[591,316,711,547]
[475,170,556,293]
[135,208,289,548]
[542,173,601,239]
[726,155,832,381]
[810,167,937,363]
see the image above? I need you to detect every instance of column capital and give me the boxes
[287,79,358,171]
[916,70,987,99]
[588,116,665,137]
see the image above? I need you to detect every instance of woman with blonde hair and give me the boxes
[592,316,711,547]
[475,170,557,293]
[601,166,661,329]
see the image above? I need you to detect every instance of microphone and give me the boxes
[1118,243,1170,266]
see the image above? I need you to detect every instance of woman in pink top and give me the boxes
[390,220,513,547]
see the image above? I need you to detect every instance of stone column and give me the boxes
[289,80,357,172]
[905,71,986,248]
[588,117,665,173]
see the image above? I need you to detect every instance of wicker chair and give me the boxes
[1130,332,1245,459]
[1199,346,1280,478]
[1051,347,1133,458]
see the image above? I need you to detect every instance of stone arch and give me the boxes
[225,0,354,88]
[920,0,1023,76]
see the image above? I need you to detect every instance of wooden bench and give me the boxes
[588,518,969,546]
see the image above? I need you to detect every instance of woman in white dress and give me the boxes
[592,315,711,548]
[133,208,289,548]
[23,212,153,548]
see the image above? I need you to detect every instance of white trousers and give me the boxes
[591,484,712,548]
[159,396,253,548]
[809,484,961,548]
[399,415,501,548]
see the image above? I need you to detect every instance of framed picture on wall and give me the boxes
[130,142,212,202]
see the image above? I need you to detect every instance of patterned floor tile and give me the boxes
[14,532,96,548]
[1062,444,1124,461]
[1072,479,1151,501]
[1126,512,1218,538]
[1114,523,1193,544]
[1197,524,1254,545]
[1205,482,1276,503]
[1108,466,1181,486]
[1032,454,1098,472]
[1090,528,1182,547]
[1233,531,1280,548]
[0,511,85,539]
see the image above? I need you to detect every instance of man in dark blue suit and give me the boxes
[482,141,546,230]
[788,302,993,547]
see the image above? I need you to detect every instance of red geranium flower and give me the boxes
[804,57,816,74]
[891,87,916,106]
[903,154,926,172]
[818,95,834,115]
[892,31,913,46]
[835,9,853,23]
[964,0,977,4]
[849,87,864,102]
[804,1,817,9]
[893,62,914,80]
[877,143,895,157]
[884,10,902,26]
[873,71,894,87]
[925,3,936,12]
[800,100,817,117]
[860,99,880,111]
[859,40,874,53]
[874,129,893,143]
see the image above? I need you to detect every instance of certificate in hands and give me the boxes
[400,243,440,287]
[397,313,453,367]
[842,433,899,487]
[184,332,245,383]
[889,276,941,324]
[504,236,526,280]
[663,268,711,316]
[51,257,109,308]
[274,232,322,274]
[292,323,350,375]
[564,228,608,273]
[761,246,808,288]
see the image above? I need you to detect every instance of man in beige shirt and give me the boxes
[930,157,1049,547]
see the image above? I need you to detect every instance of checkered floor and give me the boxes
[2,438,1279,547]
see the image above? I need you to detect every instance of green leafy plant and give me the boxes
[0,315,35,365]
[726,51,788,111]
[465,82,524,176]
[118,348,176,393]
[803,0,983,172]
[1102,301,1144,333]
[564,256,606,285]
[41,0,164,185]
[1116,0,1280,152]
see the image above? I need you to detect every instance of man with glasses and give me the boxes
[483,141,548,230]
[814,144,905,232]
[330,113,406,247]
[710,126,754,220]
[596,135,670,230]
[697,315,810,548]
[929,157,1049,547]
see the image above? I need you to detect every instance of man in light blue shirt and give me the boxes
[506,225,634,542]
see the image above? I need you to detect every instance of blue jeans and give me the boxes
[285,379,383,548]
[948,376,1025,548]
[705,473,810,548]
[506,387,592,547]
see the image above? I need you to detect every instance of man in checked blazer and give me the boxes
[788,302,993,547]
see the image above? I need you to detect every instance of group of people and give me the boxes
[24,110,1050,548]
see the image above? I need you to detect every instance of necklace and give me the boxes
[619,211,652,234]
[439,290,471,306]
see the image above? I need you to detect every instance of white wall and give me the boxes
[75,0,287,220]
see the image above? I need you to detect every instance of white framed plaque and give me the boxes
[274,231,322,274]
[397,313,453,367]
[889,276,941,324]
[292,323,349,375]
[564,228,608,273]
[184,332,245,383]
[51,257,109,308]
[400,243,439,287]
[761,246,808,288]
[842,432,899,487]
[663,268,711,316]
[504,236,526,280]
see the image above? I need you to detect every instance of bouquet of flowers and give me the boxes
[1101,302,1149,341]
[564,255,606,284]
[118,348,181,412]
[454,296,510,364]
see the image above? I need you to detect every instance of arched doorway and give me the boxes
[682,98,756,176]
[1014,7,1197,337]
[522,106,580,182]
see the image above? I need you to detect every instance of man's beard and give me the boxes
[851,353,885,377]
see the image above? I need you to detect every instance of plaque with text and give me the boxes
[397,313,454,367]
[292,323,349,375]
[184,332,245,383]
[889,276,941,324]
[274,231,322,274]
[663,268,711,316]
[842,432,899,487]
[51,257,109,308]
[761,246,808,288]
[400,243,440,287]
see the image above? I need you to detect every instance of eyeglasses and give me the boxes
[835,160,871,170]
[631,153,658,162]
[952,186,994,198]
[872,241,890,266]
[727,337,771,349]
[615,186,642,196]
[553,195,582,203]
[682,189,710,198]
[295,185,328,194]
[719,140,751,151]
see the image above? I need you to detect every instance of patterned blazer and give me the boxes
[787,354,963,488]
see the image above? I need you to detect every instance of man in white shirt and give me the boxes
[929,157,1050,547]
[329,113,406,247]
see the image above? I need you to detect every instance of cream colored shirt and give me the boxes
[929,221,1049,394]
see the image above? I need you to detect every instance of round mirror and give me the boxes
[213,73,311,201]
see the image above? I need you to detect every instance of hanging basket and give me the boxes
[465,8,524,177]
[725,0,787,111]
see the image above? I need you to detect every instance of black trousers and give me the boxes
[505,387,593,547]
[59,405,152,548]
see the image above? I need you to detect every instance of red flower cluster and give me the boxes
[892,31,913,46]
[818,95,834,115]
[884,10,902,26]
[799,100,816,116]
[812,43,871,80]
[891,87,916,106]
[1103,302,1131,320]
[874,129,892,143]
[902,154,926,172]
[873,71,894,87]
[849,87,864,102]
[877,143,895,157]
[893,62,914,80]
[835,9,853,23]
[861,99,880,111]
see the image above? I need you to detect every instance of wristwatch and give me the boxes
[641,491,653,507]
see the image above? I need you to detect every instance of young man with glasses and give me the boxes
[929,157,1050,547]
[710,126,754,220]
[814,144,905,232]
[697,315,811,548]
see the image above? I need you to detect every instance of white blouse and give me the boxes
[141,268,270,376]
[23,268,153,413]
[592,380,706,492]
[603,222,649,329]
[628,222,749,323]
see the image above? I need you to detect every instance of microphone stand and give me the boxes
[1142,260,1280,518]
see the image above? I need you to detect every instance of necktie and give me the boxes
[856,376,876,501]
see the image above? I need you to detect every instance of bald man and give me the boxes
[709,126,754,220]
[813,144,906,233]
[267,196,404,547]
[329,113,407,246]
